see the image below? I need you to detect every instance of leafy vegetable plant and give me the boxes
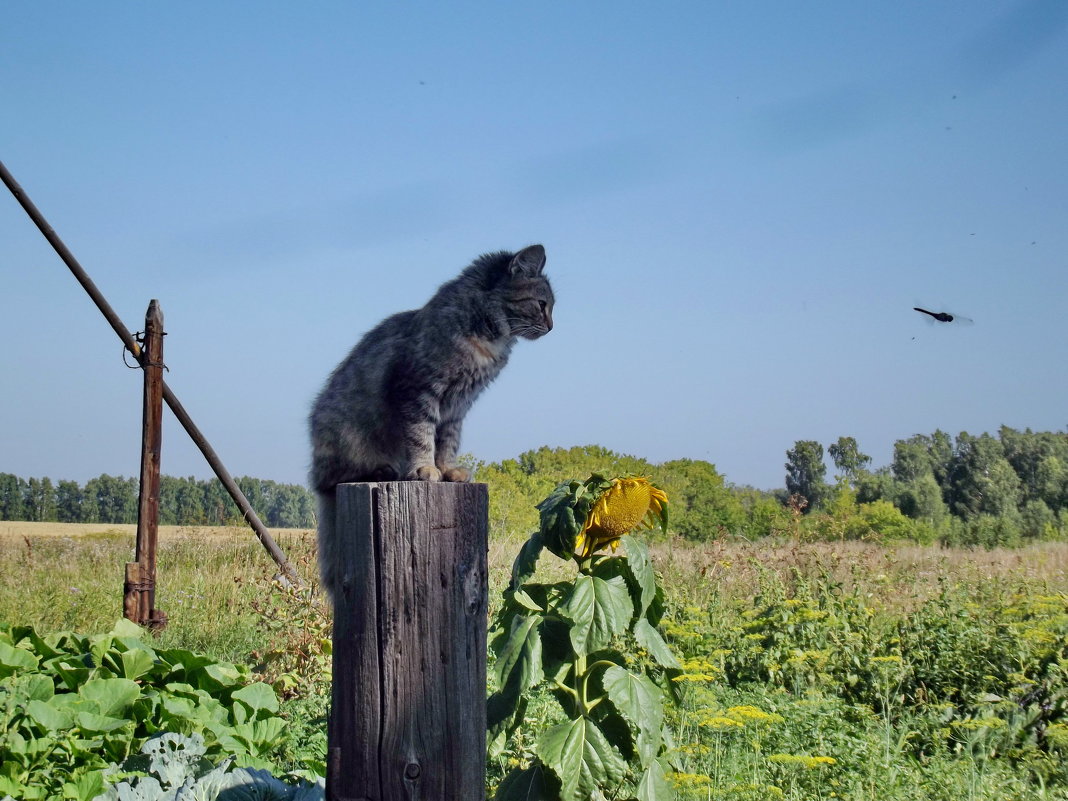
[95,731,323,801]
[0,619,288,800]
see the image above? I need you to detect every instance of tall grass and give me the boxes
[4,524,1068,799]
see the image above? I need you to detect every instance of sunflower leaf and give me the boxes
[494,762,556,801]
[536,717,627,801]
[620,536,656,617]
[562,574,633,657]
[537,482,583,559]
[632,618,681,670]
[602,666,665,760]
[494,614,544,693]
[510,530,546,589]
[636,757,673,801]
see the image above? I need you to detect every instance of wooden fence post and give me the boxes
[124,299,167,630]
[327,481,489,801]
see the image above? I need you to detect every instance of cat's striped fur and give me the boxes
[309,245,554,600]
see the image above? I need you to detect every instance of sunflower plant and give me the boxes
[488,475,680,801]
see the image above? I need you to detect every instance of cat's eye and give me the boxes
[538,300,548,312]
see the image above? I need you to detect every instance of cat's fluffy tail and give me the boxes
[316,488,338,604]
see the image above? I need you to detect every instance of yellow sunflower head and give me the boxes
[574,477,669,559]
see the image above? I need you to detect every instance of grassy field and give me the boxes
[3,523,1068,799]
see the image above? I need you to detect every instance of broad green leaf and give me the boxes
[487,690,527,757]
[157,648,219,683]
[494,614,544,693]
[232,682,279,715]
[510,529,546,589]
[62,768,105,801]
[200,662,246,691]
[79,677,140,716]
[0,639,39,675]
[511,587,545,612]
[118,648,157,681]
[160,694,196,720]
[48,659,91,691]
[538,616,574,679]
[25,699,73,732]
[602,666,664,759]
[621,535,656,616]
[537,481,584,558]
[109,618,146,639]
[636,758,673,801]
[8,673,54,703]
[494,762,554,801]
[632,619,681,670]
[23,628,64,661]
[74,710,131,734]
[89,634,117,671]
[536,717,626,801]
[562,574,633,656]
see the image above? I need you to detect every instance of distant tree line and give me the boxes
[0,473,316,528]
[474,429,1068,547]
[6,425,1063,546]
[783,426,1068,546]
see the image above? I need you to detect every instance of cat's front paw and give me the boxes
[441,466,471,482]
[413,465,442,482]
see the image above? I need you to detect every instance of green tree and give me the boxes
[895,472,948,529]
[946,432,1022,520]
[785,440,828,512]
[659,458,743,540]
[203,479,235,525]
[1019,498,1057,540]
[24,477,58,522]
[1035,454,1068,512]
[828,436,871,481]
[55,479,84,523]
[175,476,207,524]
[158,475,181,525]
[84,474,138,524]
[0,473,28,520]
[1000,426,1068,511]
[267,484,315,528]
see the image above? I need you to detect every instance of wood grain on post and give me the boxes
[124,299,166,630]
[328,481,489,801]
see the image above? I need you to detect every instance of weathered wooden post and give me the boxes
[124,299,167,630]
[327,481,489,801]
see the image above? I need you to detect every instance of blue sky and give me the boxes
[2,1,1066,492]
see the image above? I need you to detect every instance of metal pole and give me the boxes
[0,158,301,587]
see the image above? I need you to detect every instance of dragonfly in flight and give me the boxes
[913,306,974,325]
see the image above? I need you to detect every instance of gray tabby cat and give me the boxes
[309,244,554,600]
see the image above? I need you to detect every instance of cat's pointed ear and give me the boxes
[509,244,546,276]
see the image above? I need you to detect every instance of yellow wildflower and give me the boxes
[727,705,785,725]
[767,754,837,769]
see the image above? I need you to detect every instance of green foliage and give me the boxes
[0,473,316,528]
[95,732,324,801]
[783,441,827,512]
[247,563,330,781]
[488,477,681,801]
[661,568,1068,797]
[659,460,744,541]
[828,436,871,480]
[0,620,288,800]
